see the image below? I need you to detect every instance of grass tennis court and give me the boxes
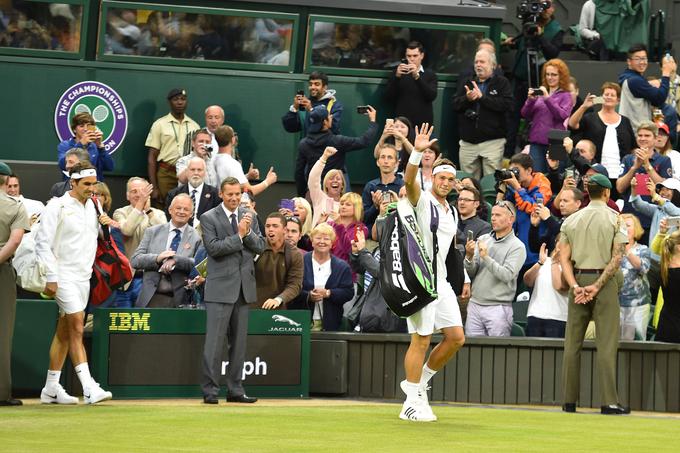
[1,399,679,452]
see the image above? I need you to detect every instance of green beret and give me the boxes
[589,173,612,189]
[0,161,12,176]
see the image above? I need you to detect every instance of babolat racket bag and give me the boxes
[379,199,438,318]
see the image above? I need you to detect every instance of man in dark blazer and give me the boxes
[166,157,220,227]
[384,41,438,127]
[131,194,202,308]
[200,176,265,404]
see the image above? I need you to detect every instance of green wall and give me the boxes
[0,56,461,184]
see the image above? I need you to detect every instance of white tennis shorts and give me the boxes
[55,280,89,315]
[407,282,463,336]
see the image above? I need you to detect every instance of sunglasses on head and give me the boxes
[495,200,516,216]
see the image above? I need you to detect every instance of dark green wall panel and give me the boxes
[0,58,459,184]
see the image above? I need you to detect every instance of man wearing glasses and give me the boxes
[618,44,676,130]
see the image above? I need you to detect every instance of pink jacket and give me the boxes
[521,90,573,145]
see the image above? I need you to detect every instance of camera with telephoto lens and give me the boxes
[516,0,551,37]
[494,167,520,182]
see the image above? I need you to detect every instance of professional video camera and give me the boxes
[516,0,551,37]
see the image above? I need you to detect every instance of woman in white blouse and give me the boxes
[568,82,636,187]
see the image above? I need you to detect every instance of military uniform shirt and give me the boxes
[0,191,29,248]
[145,113,200,165]
[560,200,628,269]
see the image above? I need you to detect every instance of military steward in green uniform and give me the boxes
[0,162,29,406]
[559,173,630,415]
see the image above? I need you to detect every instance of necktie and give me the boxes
[170,228,182,252]
[190,189,197,225]
[230,213,238,234]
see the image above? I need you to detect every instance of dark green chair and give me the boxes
[481,174,497,205]
[511,322,525,337]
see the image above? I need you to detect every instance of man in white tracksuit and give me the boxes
[35,162,112,404]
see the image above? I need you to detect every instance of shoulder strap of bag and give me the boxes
[429,202,439,291]
[91,196,111,243]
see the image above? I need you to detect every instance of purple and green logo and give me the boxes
[54,81,128,154]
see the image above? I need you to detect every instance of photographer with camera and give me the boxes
[282,71,343,136]
[384,41,438,128]
[520,59,574,173]
[504,1,563,157]
[176,129,219,187]
[453,49,513,180]
[496,153,552,269]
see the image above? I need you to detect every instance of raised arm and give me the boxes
[405,123,437,206]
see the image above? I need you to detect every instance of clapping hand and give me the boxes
[309,288,327,302]
[478,239,488,258]
[465,82,483,101]
[159,258,176,274]
[538,243,548,264]
[238,212,252,238]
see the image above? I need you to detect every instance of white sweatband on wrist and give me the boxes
[409,151,424,166]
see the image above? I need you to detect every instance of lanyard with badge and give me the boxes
[170,121,189,154]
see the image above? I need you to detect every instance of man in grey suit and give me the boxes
[200,176,265,404]
[131,194,202,308]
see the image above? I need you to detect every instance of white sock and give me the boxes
[75,363,93,389]
[45,370,61,389]
[420,364,437,387]
[404,381,420,401]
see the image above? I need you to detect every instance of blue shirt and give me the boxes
[620,152,673,228]
[361,175,405,232]
[57,138,115,181]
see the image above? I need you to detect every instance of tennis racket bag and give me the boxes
[379,199,438,318]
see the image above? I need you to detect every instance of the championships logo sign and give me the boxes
[54,81,128,154]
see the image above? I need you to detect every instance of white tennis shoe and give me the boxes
[399,399,436,422]
[40,384,78,405]
[83,383,112,404]
[400,380,437,421]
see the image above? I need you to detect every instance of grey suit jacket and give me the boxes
[200,205,265,304]
[130,223,202,308]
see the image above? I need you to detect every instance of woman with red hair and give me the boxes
[520,58,574,173]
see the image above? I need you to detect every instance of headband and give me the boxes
[432,165,456,177]
[70,168,97,180]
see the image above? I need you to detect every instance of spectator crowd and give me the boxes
[2,6,680,411]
